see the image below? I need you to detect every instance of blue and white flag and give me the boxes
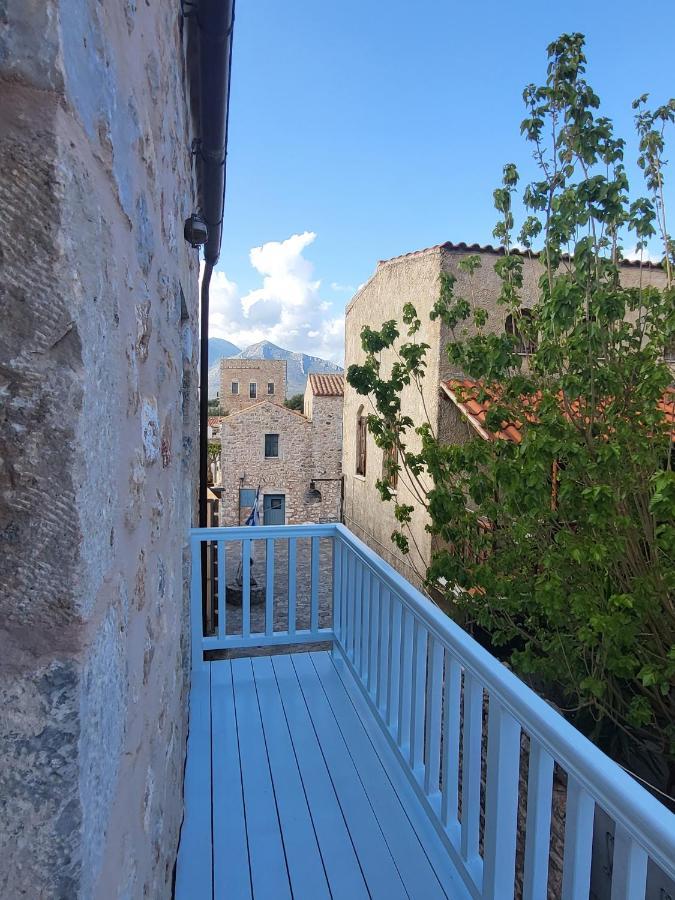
[244,486,260,526]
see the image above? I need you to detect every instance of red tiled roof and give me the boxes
[378,241,664,270]
[208,416,225,427]
[308,373,344,397]
[441,379,524,443]
[441,379,675,443]
[658,389,675,435]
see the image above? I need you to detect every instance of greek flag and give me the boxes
[244,486,260,526]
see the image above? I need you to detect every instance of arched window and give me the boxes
[506,309,537,354]
[356,407,367,476]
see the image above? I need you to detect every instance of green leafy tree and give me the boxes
[285,393,304,411]
[348,34,675,784]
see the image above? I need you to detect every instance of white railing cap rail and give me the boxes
[190,523,339,541]
[333,523,675,879]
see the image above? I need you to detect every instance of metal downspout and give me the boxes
[195,0,235,527]
[199,263,213,527]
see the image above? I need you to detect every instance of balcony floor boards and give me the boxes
[176,650,468,900]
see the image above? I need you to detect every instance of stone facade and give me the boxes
[219,358,287,413]
[220,378,343,527]
[0,3,199,897]
[343,242,669,589]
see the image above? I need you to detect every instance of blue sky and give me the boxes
[209,0,675,362]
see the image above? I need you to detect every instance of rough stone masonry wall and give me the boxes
[343,250,445,589]
[308,394,343,522]
[219,358,287,412]
[220,400,342,526]
[0,3,199,898]
[439,247,669,374]
[220,403,313,526]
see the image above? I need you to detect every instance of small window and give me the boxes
[231,381,239,395]
[356,414,367,476]
[270,498,282,510]
[239,488,256,507]
[665,338,675,363]
[264,434,279,458]
[506,309,537,354]
[267,382,275,395]
[249,382,257,399]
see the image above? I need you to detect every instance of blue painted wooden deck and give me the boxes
[177,650,469,900]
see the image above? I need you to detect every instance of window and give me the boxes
[665,338,675,363]
[506,309,537,354]
[231,381,239,395]
[264,433,279,458]
[267,382,275,395]
[382,441,399,491]
[356,413,367,476]
[249,382,257,399]
[239,488,256,507]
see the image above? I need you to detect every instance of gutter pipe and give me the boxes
[194,0,235,527]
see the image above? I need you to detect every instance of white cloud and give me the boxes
[206,232,345,363]
[623,244,663,265]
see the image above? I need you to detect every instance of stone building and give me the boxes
[343,241,669,589]
[220,374,344,526]
[219,357,287,412]
[0,2,232,897]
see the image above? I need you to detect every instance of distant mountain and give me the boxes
[207,339,343,399]
[208,337,241,364]
[207,338,241,397]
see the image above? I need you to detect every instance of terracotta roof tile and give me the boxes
[308,373,344,397]
[378,241,664,270]
[658,388,675,434]
[441,379,524,443]
[441,379,675,443]
[208,416,225,427]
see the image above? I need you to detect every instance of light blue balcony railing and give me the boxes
[178,523,675,900]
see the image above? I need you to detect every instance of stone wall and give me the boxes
[439,248,669,378]
[0,2,199,897]
[219,358,287,413]
[343,249,445,589]
[220,399,342,526]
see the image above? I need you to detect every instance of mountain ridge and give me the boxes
[207,338,343,399]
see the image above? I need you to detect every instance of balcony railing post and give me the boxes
[522,741,554,900]
[409,620,427,776]
[561,777,595,899]
[460,672,483,870]
[386,599,401,731]
[376,586,390,715]
[440,652,461,830]
[332,536,342,650]
[242,538,251,639]
[190,534,205,671]
[423,637,443,800]
[610,823,648,900]
[482,700,521,900]
[288,537,297,635]
[310,535,320,635]
[217,540,226,641]
[265,538,275,637]
[367,573,379,698]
